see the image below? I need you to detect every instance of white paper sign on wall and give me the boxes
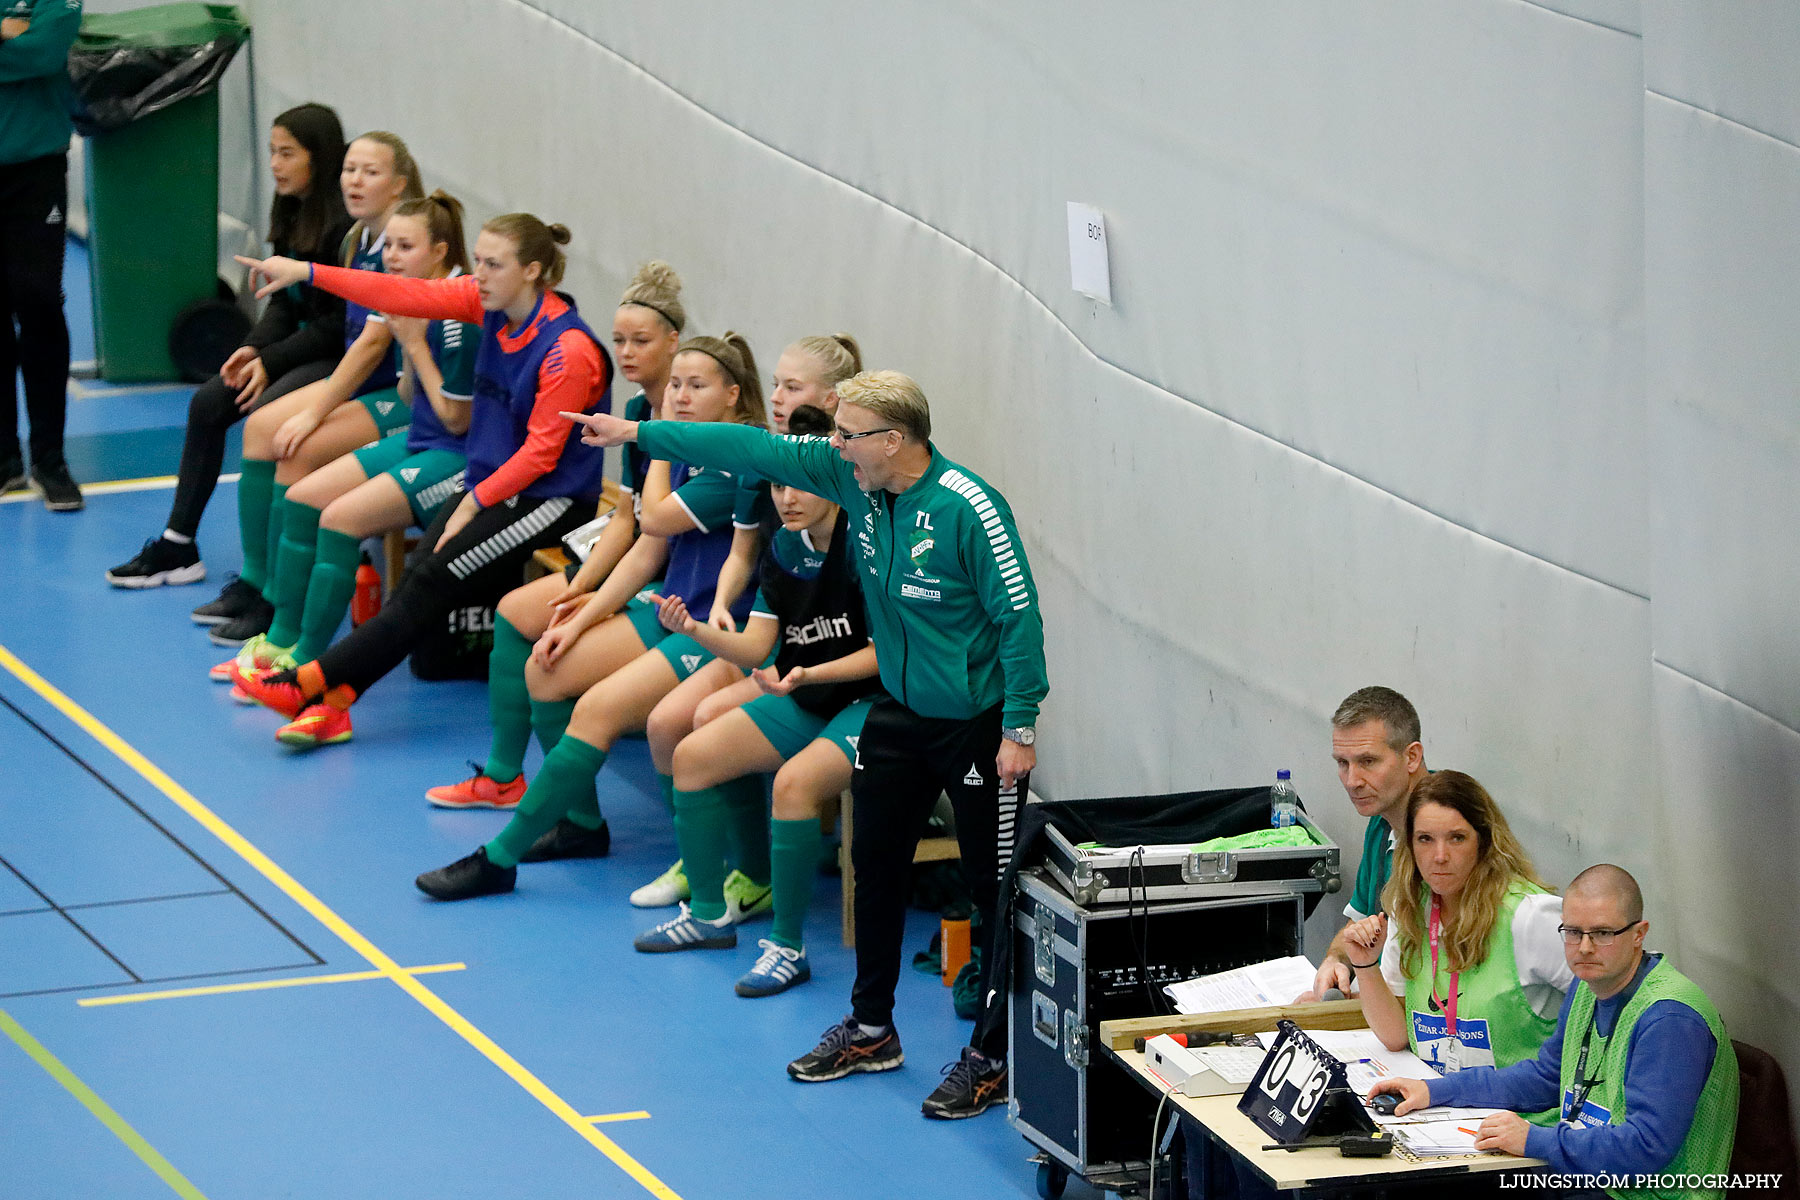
[1066,202,1111,306]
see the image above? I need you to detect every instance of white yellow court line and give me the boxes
[586,1112,652,1125]
[79,963,466,1008]
[0,645,682,1200]
[1,1008,210,1198]
[0,473,236,504]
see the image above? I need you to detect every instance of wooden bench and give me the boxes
[527,479,624,583]
[838,788,961,947]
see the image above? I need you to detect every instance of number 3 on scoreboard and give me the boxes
[1291,1063,1331,1120]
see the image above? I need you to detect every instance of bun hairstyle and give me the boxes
[482,213,572,290]
[791,332,863,390]
[619,260,685,333]
[392,190,471,275]
[784,404,834,438]
[268,102,347,255]
[678,332,767,429]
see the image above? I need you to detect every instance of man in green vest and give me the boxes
[1370,864,1739,1199]
[1296,685,1428,1001]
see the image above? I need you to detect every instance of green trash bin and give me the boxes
[72,3,248,383]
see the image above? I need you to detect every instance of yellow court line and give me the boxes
[1,1008,209,1198]
[585,1111,652,1124]
[0,645,682,1200]
[78,963,467,1008]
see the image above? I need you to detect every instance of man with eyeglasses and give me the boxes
[1369,864,1738,1198]
[564,369,1046,1120]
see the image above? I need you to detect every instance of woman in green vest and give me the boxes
[1345,770,1573,1072]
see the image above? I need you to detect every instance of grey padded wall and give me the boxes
[241,0,1797,1113]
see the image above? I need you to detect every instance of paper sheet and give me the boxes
[1392,1120,1486,1155]
[1163,956,1319,1014]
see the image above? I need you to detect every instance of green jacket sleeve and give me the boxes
[636,422,854,507]
[959,488,1048,727]
[0,0,80,84]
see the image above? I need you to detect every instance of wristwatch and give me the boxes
[1001,726,1036,746]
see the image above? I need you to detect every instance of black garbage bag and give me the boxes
[68,3,247,136]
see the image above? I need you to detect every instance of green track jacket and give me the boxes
[0,0,80,167]
[637,421,1047,727]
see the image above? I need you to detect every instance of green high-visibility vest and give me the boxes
[1559,957,1739,1200]
[1401,880,1558,1072]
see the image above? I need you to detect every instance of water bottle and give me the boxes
[1271,768,1299,828]
[350,551,382,627]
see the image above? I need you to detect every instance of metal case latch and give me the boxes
[1069,858,1108,906]
[1063,1011,1088,1069]
[1183,850,1236,884]
[1031,991,1059,1049]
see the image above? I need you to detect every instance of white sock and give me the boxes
[161,529,193,545]
[855,1022,889,1040]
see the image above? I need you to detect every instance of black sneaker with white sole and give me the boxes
[787,1017,904,1082]
[31,461,83,511]
[0,459,27,494]
[207,598,274,646]
[107,537,205,588]
[920,1047,1008,1119]
[191,577,262,626]
[519,817,611,863]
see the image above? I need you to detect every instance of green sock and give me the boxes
[723,774,771,885]
[296,528,361,663]
[656,772,674,814]
[770,817,821,950]
[261,483,288,601]
[264,500,320,649]
[528,695,600,826]
[236,459,277,590]
[481,615,532,784]
[485,735,608,868]
[673,785,731,922]
[530,695,576,755]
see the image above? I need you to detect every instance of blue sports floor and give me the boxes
[0,242,1075,1199]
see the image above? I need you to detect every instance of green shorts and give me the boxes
[351,432,466,526]
[743,693,875,764]
[356,387,413,436]
[623,593,669,650]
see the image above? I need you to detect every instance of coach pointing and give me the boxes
[567,369,1047,1120]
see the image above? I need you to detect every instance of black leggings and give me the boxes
[0,153,70,467]
[314,491,587,699]
[164,357,333,539]
[847,696,1025,1058]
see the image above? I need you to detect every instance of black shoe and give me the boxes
[191,577,262,626]
[415,847,517,901]
[0,458,26,494]
[106,537,206,589]
[31,461,83,512]
[519,818,611,863]
[207,597,274,646]
[787,1017,904,1082]
[920,1047,1008,1119]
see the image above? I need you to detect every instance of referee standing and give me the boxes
[0,0,82,511]
[568,369,1047,1120]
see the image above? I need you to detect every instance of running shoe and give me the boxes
[426,763,526,810]
[787,1017,903,1082]
[722,870,773,923]
[234,669,309,719]
[416,846,516,900]
[210,634,294,682]
[276,703,352,748]
[192,577,262,626]
[632,903,737,953]
[629,859,688,907]
[106,537,205,589]
[31,461,82,511]
[519,817,610,861]
[208,597,274,647]
[920,1048,1008,1120]
[0,459,26,493]
[736,940,811,997]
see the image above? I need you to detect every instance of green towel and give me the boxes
[1191,826,1317,853]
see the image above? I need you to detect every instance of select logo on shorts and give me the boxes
[680,654,702,673]
[963,764,984,785]
[899,583,941,602]
[45,205,63,226]
[401,467,420,483]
